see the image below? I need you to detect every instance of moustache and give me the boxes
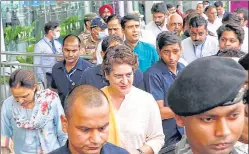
[192,40,204,46]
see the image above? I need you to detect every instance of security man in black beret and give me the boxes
[167,56,247,154]
[238,53,249,145]
[239,53,249,71]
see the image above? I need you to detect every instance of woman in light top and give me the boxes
[101,45,164,154]
[1,69,67,154]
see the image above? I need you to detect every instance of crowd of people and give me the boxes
[1,1,249,154]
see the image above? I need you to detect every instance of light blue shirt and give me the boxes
[34,36,62,82]
[132,41,159,72]
[1,92,67,154]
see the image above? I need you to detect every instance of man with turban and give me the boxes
[99,4,114,23]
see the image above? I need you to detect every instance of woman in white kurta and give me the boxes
[101,45,164,154]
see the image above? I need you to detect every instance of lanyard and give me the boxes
[169,70,178,80]
[43,37,57,54]
[193,41,206,58]
[156,25,162,32]
[64,69,77,85]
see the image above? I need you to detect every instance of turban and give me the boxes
[99,4,114,17]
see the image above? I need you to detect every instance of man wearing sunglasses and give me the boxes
[167,56,248,154]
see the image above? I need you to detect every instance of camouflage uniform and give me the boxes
[79,12,97,46]
[175,135,247,154]
[78,29,91,44]
[81,36,100,56]
[80,17,107,62]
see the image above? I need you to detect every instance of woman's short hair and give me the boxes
[217,23,244,44]
[102,45,138,75]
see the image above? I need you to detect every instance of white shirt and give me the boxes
[181,35,219,63]
[114,87,164,153]
[34,36,62,82]
[241,26,248,54]
[202,13,208,20]
[207,18,222,37]
[218,10,225,19]
[145,20,168,37]
[6,11,11,23]
[140,29,157,47]
[145,20,168,46]
[179,58,189,66]
[234,141,248,154]
[96,40,103,64]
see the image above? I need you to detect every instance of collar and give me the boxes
[96,64,104,76]
[124,40,140,50]
[43,35,52,42]
[207,19,214,24]
[175,136,239,154]
[153,20,167,31]
[106,85,135,100]
[84,29,91,34]
[62,140,71,153]
[90,35,99,43]
[218,10,225,18]
[222,10,225,15]
[56,58,84,71]
[61,140,108,154]
[124,86,135,99]
[157,60,184,74]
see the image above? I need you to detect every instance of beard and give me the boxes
[102,16,108,23]
[155,21,163,27]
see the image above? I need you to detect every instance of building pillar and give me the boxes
[133,1,139,11]
[84,1,90,14]
[118,1,125,17]
[126,1,133,14]
[144,1,153,24]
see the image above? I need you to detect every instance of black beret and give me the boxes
[168,56,247,116]
[239,53,249,70]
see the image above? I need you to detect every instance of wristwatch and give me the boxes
[137,149,144,154]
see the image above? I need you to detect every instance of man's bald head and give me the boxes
[168,13,183,22]
[62,34,81,47]
[167,13,183,35]
[64,85,109,118]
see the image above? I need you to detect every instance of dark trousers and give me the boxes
[159,145,176,154]
[46,72,53,88]
[6,22,11,27]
